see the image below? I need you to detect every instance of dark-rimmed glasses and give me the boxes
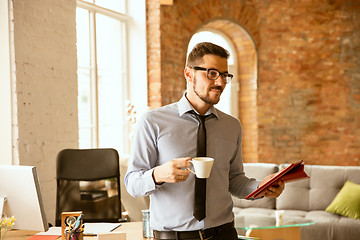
[190,66,233,84]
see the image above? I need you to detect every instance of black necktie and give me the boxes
[191,111,209,221]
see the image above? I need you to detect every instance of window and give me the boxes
[187,31,239,117]
[77,0,146,156]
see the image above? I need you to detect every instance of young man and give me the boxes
[125,42,284,240]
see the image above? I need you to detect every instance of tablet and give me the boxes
[245,160,309,199]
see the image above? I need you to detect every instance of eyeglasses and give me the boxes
[190,66,233,84]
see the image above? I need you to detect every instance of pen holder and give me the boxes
[61,211,84,240]
[65,228,83,240]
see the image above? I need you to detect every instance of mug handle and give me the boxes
[187,160,196,175]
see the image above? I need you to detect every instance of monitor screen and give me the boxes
[0,165,49,231]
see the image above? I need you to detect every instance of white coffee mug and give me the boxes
[188,157,214,178]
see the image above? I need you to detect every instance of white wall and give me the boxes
[0,0,13,166]
[10,0,78,224]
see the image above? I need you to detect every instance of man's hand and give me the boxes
[258,173,285,198]
[153,157,191,184]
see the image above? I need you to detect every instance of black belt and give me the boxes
[153,221,234,240]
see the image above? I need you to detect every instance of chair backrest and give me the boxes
[55,148,122,226]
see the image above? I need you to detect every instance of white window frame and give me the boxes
[77,0,147,156]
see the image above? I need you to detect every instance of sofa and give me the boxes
[233,163,360,240]
[119,157,360,239]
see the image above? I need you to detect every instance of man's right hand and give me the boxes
[152,157,191,184]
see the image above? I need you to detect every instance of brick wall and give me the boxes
[11,0,78,223]
[147,0,360,166]
[147,0,162,108]
[256,0,360,166]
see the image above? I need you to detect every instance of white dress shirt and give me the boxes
[125,94,259,231]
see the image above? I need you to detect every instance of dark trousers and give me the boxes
[153,221,238,240]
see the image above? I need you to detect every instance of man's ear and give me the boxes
[184,67,193,83]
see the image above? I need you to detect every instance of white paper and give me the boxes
[36,227,61,235]
[83,223,121,235]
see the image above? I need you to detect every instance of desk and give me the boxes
[7,222,146,240]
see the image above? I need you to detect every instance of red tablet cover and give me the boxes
[245,160,309,199]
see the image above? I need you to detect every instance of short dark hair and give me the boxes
[186,42,230,67]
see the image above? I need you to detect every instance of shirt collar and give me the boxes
[178,93,219,119]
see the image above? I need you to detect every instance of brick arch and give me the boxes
[199,20,259,163]
[148,1,261,162]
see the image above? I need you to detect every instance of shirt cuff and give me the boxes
[148,168,163,189]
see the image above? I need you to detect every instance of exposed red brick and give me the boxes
[146,0,360,166]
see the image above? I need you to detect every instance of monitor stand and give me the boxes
[0,196,7,218]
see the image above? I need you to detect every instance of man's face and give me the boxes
[191,54,228,105]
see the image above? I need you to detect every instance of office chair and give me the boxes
[55,148,123,226]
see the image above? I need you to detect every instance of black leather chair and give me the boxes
[55,148,124,226]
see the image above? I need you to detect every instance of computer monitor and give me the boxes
[0,165,49,231]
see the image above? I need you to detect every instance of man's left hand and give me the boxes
[258,174,285,198]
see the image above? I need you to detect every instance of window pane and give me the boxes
[78,68,93,148]
[96,14,125,151]
[77,7,93,148]
[76,8,90,68]
[97,70,124,150]
[96,14,124,70]
[95,0,125,14]
[79,127,92,148]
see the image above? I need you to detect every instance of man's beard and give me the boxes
[193,76,223,105]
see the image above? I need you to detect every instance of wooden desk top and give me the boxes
[7,222,146,240]
[6,230,38,240]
